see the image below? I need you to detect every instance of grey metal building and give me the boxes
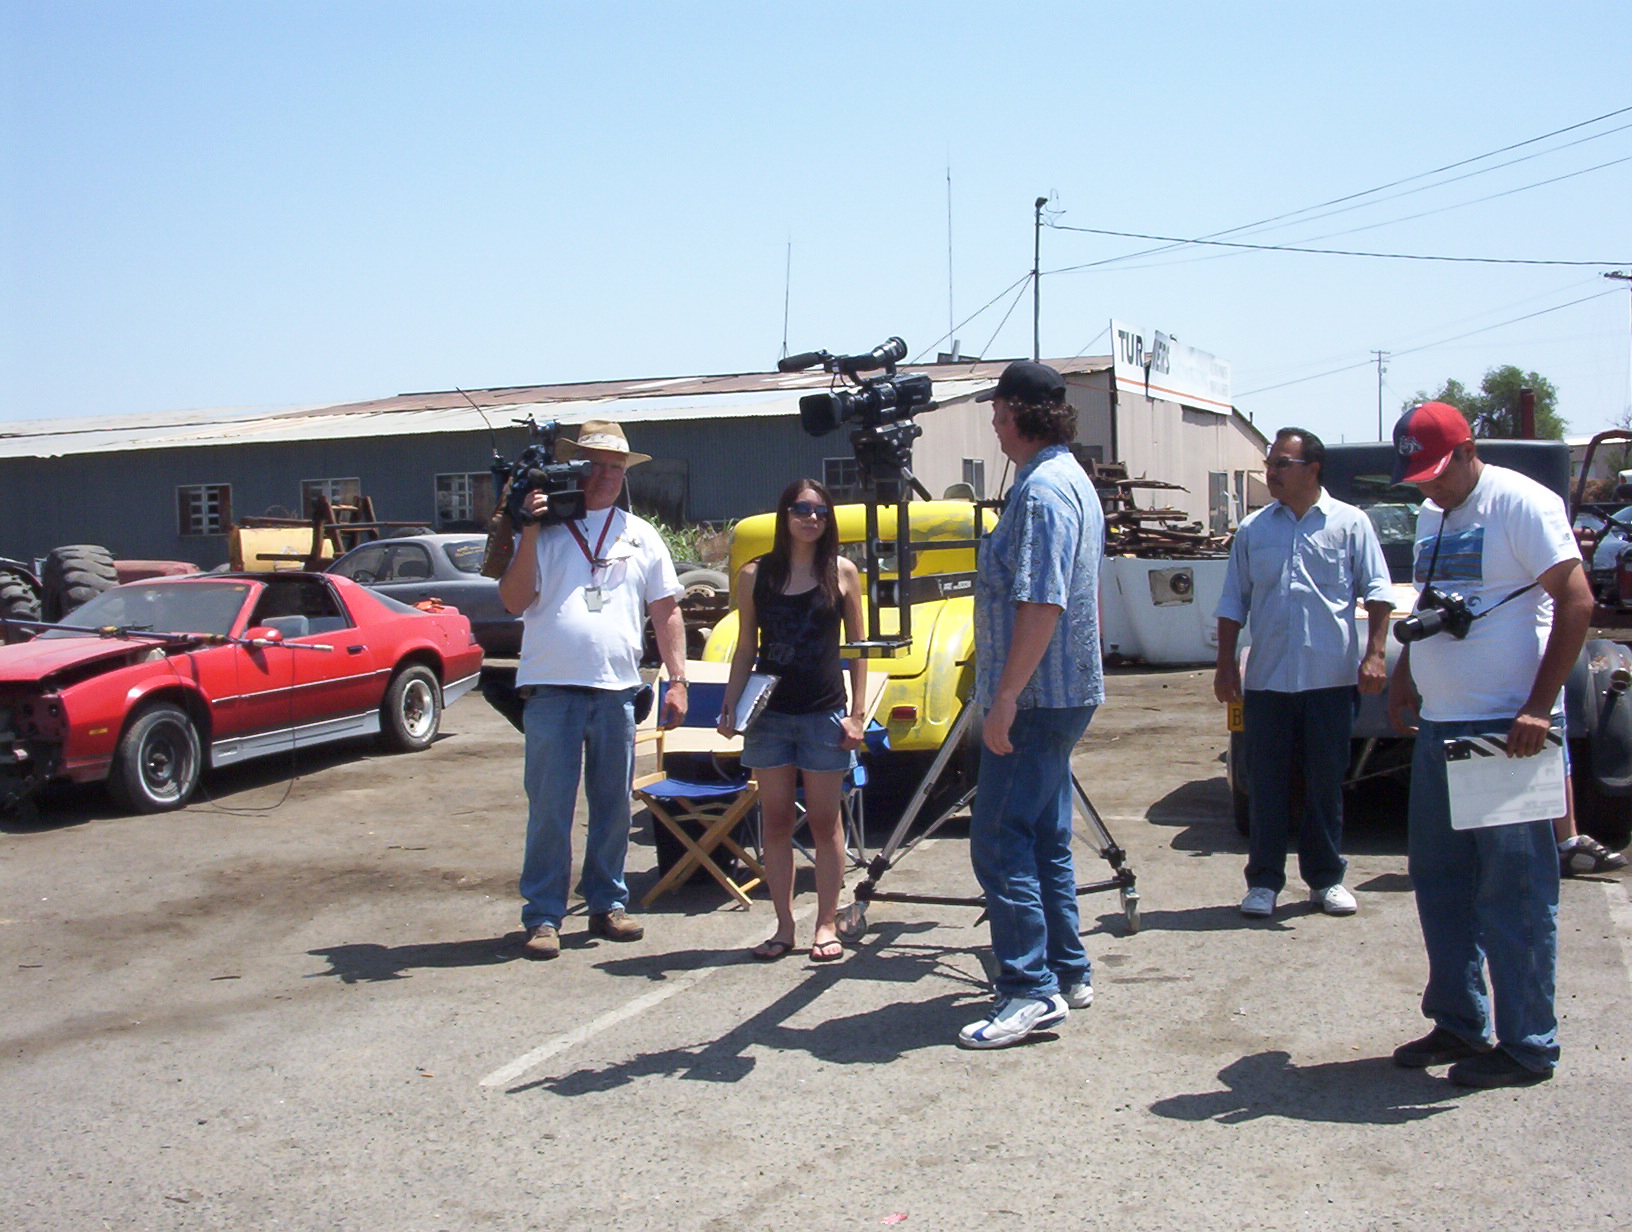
[0,356,1268,568]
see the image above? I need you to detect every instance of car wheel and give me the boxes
[676,568,729,602]
[1571,740,1632,850]
[381,664,441,752]
[109,703,202,813]
[42,544,118,622]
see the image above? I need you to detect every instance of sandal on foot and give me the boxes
[751,938,796,961]
[809,939,844,963]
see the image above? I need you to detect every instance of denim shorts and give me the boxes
[740,706,854,774]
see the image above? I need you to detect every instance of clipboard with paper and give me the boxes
[730,671,781,735]
[1443,729,1567,830]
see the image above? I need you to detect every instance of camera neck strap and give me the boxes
[566,507,618,571]
[1418,507,1538,617]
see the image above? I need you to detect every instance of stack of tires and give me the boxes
[41,545,118,621]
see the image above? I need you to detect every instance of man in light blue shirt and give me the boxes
[959,361,1106,1050]
[1214,427,1393,920]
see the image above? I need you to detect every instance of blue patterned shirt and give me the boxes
[975,444,1106,710]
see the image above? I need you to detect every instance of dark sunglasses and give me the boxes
[789,500,831,519]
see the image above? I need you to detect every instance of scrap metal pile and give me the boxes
[1087,460,1233,558]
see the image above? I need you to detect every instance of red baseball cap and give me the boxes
[1392,401,1472,484]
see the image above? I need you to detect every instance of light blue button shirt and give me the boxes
[975,444,1106,710]
[1214,489,1392,694]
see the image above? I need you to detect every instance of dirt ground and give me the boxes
[3,667,1630,1232]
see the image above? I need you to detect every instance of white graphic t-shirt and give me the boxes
[1409,464,1579,722]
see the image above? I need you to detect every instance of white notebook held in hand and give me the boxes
[731,672,780,735]
[1444,729,1567,830]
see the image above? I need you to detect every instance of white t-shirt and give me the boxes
[1409,464,1579,722]
[515,507,682,690]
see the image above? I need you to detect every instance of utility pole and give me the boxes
[1372,350,1388,439]
[1608,271,1632,416]
[1033,196,1047,362]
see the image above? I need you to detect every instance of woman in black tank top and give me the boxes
[719,479,866,963]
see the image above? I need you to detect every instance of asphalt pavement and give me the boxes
[3,668,1630,1232]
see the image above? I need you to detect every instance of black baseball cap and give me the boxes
[975,360,1066,404]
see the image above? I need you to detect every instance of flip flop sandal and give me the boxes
[809,939,844,963]
[751,938,796,961]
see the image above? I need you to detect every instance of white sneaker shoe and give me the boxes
[1311,884,1357,915]
[1240,887,1278,917]
[958,995,1069,1049]
[1060,980,1094,1009]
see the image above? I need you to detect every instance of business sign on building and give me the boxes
[1110,319,1232,414]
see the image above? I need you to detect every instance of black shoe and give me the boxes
[1392,1026,1493,1068]
[1447,1049,1553,1088]
[1560,836,1629,877]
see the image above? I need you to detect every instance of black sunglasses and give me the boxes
[789,501,831,519]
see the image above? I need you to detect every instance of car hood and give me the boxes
[0,636,152,684]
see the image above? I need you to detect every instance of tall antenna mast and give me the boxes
[1372,350,1389,439]
[780,236,792,359]
[946,162,955,360]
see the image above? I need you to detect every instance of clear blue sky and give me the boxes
[3,1,1629,450]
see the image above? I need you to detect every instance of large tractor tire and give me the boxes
[1,571,41,642]
[42,544,119,622]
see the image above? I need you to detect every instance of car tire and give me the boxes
[42,544,118,622]
[676,568,729,601]
[1571,740,1632,851]
[381,664,441,752]
[108,703,203,813]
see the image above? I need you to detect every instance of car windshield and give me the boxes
[1343,474,1423,548]
[442,539,486,574]
[39,582,254,639]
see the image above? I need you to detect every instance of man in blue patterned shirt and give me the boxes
[958,360,1107,1050]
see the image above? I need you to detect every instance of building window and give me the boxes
[300,477,361,518]
[177,483,232,536]
[1208,471,1230,534]
[435,472,497,532]
[961,458,986,500]
[823,457,860,502]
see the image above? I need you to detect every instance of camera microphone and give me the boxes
[778,351,827,373]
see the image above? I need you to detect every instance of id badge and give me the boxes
[584,587,605,613]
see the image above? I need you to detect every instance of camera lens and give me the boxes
[1394,607,1447,644]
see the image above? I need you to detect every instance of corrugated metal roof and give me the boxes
[0,358,1111,459]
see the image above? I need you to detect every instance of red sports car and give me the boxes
[0,571,483,815]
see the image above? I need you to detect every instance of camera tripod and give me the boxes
[833,694,1140,942]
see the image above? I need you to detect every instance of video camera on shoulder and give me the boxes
[491,416,592,529]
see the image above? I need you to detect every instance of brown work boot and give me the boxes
[588,909,644,942]
[521,924,560,960]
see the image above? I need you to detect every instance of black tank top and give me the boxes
[753,564,845,715]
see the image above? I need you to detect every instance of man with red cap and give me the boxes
[1385,401,1594,1087]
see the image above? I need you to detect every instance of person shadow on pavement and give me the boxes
[1150,1050,1466,1126]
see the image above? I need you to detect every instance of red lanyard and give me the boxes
[566,508,617,573]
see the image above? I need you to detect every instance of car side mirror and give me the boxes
[244,626,284,644]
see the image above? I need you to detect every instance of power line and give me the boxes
[1235,289,1620,398]
[1056,103,1632,274]
[1044,224,1624,269]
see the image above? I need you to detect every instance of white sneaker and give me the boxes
[1311,884,1357,915]
[1240,887,1278,918]
[958,995,1069,1049]
[1060,980,1094,1009]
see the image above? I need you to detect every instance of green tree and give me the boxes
[1408,365,1567,440]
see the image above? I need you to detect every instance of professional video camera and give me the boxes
[784,336,935,438]
[1394,584,1476,644]
[479,416,593,578]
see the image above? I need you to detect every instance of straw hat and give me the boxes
[554,419,652,467]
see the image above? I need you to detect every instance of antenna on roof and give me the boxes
[454,388,500,451]
[781,236,792,360]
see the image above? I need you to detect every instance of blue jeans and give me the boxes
[520,685,641,929]
[1243,686,1355,893]
[969,705,1096,1000]
[1408,716,1560,1072]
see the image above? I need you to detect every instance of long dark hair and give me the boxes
[757,477,840,609]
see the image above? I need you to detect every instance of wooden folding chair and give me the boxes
[635,662,768,909]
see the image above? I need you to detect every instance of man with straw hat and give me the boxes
[499,419,688,959]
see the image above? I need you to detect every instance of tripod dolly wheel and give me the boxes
[1121,888,1140,934]
[835,901,868,943]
